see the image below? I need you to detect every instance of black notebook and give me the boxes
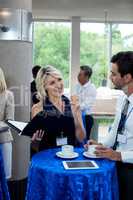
[6,115,45,137]
[20,112,46,137]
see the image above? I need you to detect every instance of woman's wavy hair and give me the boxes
[0,67,7,93]
[36,65,63,101]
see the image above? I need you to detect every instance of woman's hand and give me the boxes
[70,95,82,121]
[70,95,85,142]
[70,95,80,115]
[31,130,44,142]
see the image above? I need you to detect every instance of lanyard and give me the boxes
[113,105,133,150]
[60,131,64,138]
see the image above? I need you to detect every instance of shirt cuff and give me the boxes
[117,150,133,163]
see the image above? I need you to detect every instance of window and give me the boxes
[33,21,71,88]
[33,21,133,90]
[80,23,109,87]
[112,24,133,54]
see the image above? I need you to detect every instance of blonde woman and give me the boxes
[31,65,85,151]
[0,68,14,179]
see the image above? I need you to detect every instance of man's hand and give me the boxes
[95,146,122,161]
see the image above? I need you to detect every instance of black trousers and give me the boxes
[85,115,94,140]
[116,162,133,200]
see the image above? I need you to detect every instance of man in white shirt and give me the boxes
[75,65,97,140]
[87,51,133,200]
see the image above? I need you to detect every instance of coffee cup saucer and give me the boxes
[83,151,102,159]
[56,151,79,159]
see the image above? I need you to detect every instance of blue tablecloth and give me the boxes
[26,148,119,200]
[0,145,10,200]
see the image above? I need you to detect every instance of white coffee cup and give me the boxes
[61,145,74,156]
[87,144,97,155]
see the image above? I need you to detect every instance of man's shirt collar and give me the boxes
[79,81,90,88]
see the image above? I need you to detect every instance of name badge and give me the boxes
[117,134,127,144]
[56,137,67,146]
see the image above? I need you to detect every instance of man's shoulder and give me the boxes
[117,93,126,101]
[116,93,126,108]
[86,82,97,93]
[90,83,96,90]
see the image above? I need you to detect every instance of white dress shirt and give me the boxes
[75,81,97,115]
[102,93,133,163]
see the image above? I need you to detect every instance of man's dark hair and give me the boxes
[32,65,41,79]
[80,65,92,79]
[111,51,133,78]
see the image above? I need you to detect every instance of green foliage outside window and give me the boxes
[33,22,133,88]
[33,22,70,87]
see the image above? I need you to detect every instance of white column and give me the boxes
[107,23,112,88]
[0,0,32,180]
[70,16,80,94]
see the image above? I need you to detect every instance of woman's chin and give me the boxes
[52,93,62,98]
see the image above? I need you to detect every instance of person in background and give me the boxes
[31,65,41,105]
[75,65,97,140]
[31,65,85,151]
[30,65,42,154]
[86,51,133,200]
[0,67,14,179]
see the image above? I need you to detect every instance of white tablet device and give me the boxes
[62,160,99,170]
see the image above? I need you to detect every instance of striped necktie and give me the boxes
[113,99,129,150]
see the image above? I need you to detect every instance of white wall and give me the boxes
[32,0,133,22]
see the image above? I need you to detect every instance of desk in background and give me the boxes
[90,98,116,141]
[26,148,118,200]
[90,112,115,141]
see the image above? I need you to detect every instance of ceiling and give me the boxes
[32,0,133,22]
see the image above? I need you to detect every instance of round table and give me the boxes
[26,148,119,200]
